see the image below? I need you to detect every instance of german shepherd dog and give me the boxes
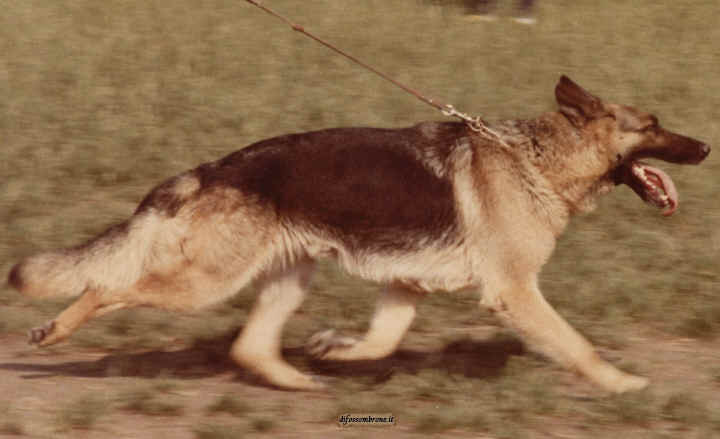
[8,76,710,393]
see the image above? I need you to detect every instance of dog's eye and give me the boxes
[616,153,623,162]
[643,116,659,131]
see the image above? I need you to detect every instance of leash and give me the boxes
[243,0,505,141]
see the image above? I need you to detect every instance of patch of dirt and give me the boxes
[0,330,516,438]
[0,326,718,438]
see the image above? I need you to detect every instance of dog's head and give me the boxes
[555,75,710,216]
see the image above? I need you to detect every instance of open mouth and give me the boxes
[618,161,678,216]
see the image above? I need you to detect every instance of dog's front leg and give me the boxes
[483,277,648,393]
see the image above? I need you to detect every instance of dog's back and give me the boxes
[193,123,464,252]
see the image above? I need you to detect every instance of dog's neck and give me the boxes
[487,113,616,216]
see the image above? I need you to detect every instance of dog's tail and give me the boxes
[8,213,163,299]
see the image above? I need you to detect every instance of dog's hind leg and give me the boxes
[485,276,648,394]
[306,284,421,361]
[230,260,323,390]
[28,289,129,347]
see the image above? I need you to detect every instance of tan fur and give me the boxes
[8,76,709,393]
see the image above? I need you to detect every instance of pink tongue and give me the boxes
[643,164,678,216]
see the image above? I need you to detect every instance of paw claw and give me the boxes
[310,374,336,388]
[306,329,358,359]
[28,321,55,346]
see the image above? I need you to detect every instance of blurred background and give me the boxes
[0,0,718,436]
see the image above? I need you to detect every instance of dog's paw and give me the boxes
[310,374,339,389]
[28,321,56,346]
[305,329,358,359]
[613,373,649,393]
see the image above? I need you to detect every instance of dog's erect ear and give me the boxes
[555,75,606,127]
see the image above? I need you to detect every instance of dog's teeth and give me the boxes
[632,165,650,183]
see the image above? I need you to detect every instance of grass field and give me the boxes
[1,0,719,437]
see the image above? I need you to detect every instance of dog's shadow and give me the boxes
[0,329,524,386]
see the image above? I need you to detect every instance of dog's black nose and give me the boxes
[700,143,711,159]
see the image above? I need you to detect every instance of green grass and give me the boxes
[55,395,109,432]
[0,404,24,437]
[587,390,659,426]
[119,387,185,417]
[206,394,251,416]
[0,0,719,437]
[0,421,24,436]
[0,0,717,344]
[250,417,275,433]
[660,392,710,424]
[194,424,245,439]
